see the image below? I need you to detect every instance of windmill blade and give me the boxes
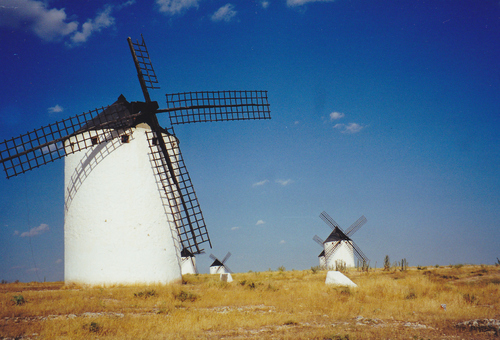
[319,211,343,232]
[146,130,211,255]
[128,35,159,102]
[164,90,271,125]
[223,264,233,274]
[209,254,218,262]
[0,97,140,179]
[221,252,232,265]
[345,215,367,237]
[324,240,341,263]
[350,240,369,263]
[313,235,325,247]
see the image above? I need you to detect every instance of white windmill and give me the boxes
[0,36,270,285]
[209,252,233,278]
[313,211,369,269]
[180,248,197,275]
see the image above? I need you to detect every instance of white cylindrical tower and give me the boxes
[64,124,182,285]
[324,241,356,269]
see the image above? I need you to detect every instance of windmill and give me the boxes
[0,36,270,285]
[312,235,327,269]
[180,248,198,275]
[209,252,232,274]
[313,211,368,269]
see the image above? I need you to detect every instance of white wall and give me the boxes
[64,125,182,285]
[324,241,356,269]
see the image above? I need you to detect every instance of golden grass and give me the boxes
[1,265,499,339]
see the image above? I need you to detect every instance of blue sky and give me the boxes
[0,0,499,282]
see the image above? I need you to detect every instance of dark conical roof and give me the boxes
[181,248,194,258]
[210,259,223,267]
[324,227,350,243]
[80,94,137,131]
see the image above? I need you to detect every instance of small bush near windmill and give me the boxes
[400,258,408,271]
[310,265,321,274]
[277,265,286,272]
[335,260,347,273]
[383,255,390,271]
[133,289,156,298]
[496,257,500,266]
[173,289,198,302]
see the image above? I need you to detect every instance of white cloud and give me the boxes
[253,179,269,187]
[211,4,237,22]
[0,0,127,44]
[48,104,63,114]
[287,0,335,6]
[329,111,345,120]
[20,223,49,237]
[276,179,293,186]
[156,0,199,15]
[0,0,78,41]
[279,240,286,244]
[70,6,115,44]
[261,1,270,8]
[256,220,265,226]
[231,226,240,231]
[13,230,19,236]
[334,122,364,134]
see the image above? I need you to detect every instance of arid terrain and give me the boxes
[1,264,499,339]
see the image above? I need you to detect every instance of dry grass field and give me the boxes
[1,265,499,339]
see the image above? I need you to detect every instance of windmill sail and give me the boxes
[0,96,142,179]
[165,90,270,125]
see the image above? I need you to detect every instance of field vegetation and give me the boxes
[1,264,499,339]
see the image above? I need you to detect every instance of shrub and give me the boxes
[12,295,25,305]
[174,290,198,302]
[134,289,157,298]
[335,260,347,273]
[383,255,390,271]
[311,265,321,274]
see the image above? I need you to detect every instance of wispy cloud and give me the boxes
[0,0,130,44]
[70,6,115,45]
[253,179,269,187]
[156,0,199,16]
[261,1,270,9]
[334,122,364,134]
[279,240,286,244]
[231,226,240,231]
[329,111,344,120]
[276,179,293,186]
[211,4,237,22]
[48,104,63,114]
[286,0,335,7]
[20,223,49,237]
[256,220,265,226]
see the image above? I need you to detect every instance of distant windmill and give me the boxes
[209,252,232,274]
[0,35,270,285]
[180,248,198,275]
[313,211,369,269]
[312,235,327,268]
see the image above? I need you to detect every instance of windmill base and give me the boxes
[325,271,357,287]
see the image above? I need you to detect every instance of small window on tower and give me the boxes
[91,137,99,145]
[121,134,129,143]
